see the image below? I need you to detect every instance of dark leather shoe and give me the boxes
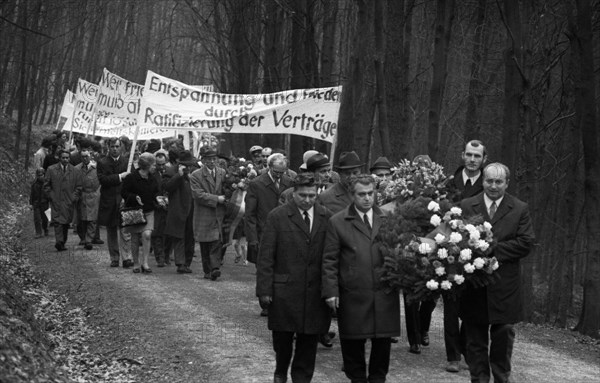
[210,268,221,280]
[84,243,93,250]
[421,332,430,346]
[110,260,119,267]
[260,308,268,317]
[78,240,86,246]
[204,273,211,279]
[55,243,66,252]
[390,337,399,343]
[319,333,333,348]
[273,374,287,383]
[184,266,193,273]
[177,266,187,274]
[409,344,421,354]
[91,239,104,244]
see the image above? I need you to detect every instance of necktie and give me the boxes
[275,179,280,190]
[465,179,472,188]
[489,201,497,219]
[211,169,215,179]
[363,214,372,232]
[303,211,311,231]
[82,165,87,171]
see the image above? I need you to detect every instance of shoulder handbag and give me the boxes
[120,206,147,227]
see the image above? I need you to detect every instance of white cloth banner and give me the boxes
[96,68,143,123]
[71,79,99,134]
[57,90,75,131]
[138,71,341,143]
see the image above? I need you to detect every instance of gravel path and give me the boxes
[26,230,599,382]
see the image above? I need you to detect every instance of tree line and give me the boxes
[0,0,598,337]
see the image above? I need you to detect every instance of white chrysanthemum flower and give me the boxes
[491,259,499,270]
[454,275,465,285]
[426,280,439,290]
[469,229,481,240]
[464,263,475,273]
[435,266,446,276]
[430,214,442,227]
[247,163,254,168]
[239,157,246,163]
[464,224,476,232]
[477,240,490,251]
[450,207,462,216]
[483,221,492,230]
[473,257,485,269]
[428,201,440,212]
[418,242,432,254]
[449,232,463,243]
[434,233,446,244]
[437,248,448,259]
[459,248,472,261]
[450,219,459,229]
[441,280,452,290]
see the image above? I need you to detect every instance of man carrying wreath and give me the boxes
[460,162,535,383]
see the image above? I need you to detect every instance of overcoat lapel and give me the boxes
[470,195,490,221]
[347,205,371,240]
[288,203,310,238]
[490,195,512,225]
[204,167,216,189]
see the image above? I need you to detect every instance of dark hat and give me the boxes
[370,156,392,172]
[249,145,263,154]
[145,139,161,153]
[335,151,364,170]
[200,146,218,158]
[306,153,330,172]
[178,150,199,165]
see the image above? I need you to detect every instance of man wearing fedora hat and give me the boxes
[163,149,199,274]
[249,145,264,170]
[370,156,393,181]
[191,147,227,280]
[318,151,364,214]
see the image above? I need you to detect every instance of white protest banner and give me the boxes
[56,90,75,131]
[71,79,99,134]
[193,85,214,92]
[139,71,341,143]
[96,68,143,123]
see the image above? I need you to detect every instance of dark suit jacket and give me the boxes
[459,193,535,324]
[256,200,332,334]
[448,166,484,203]
[322,204,400,339]
[244,172,292,244]
[97,155,129,227]
[317,182,353,214]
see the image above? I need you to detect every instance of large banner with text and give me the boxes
[138,71,341,143]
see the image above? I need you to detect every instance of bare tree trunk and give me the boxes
[13,2,28,160]
[571,0,600,338]
[427,0,455,162]
[373,0,390,158]
[464,0,486,141]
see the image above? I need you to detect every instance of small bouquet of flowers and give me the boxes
[222,157,258,200]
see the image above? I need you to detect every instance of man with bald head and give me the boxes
[459,162,535,383]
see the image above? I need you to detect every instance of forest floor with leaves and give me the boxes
[2,211,600,382]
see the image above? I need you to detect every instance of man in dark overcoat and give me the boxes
[164,150,198,274]
[75,149,100,250]
[317,151,363,214]
[97,137,132,268]
[460,163,535,383]
[257,174,332,383]
[322,175,400,383]
[44,149,82,251]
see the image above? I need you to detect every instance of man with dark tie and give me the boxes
[460,163,535,383]
[257,174,332,383]
[322,175,400,383]
[44,149,82,251]
[245,153,293,315]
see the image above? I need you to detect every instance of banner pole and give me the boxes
[329,133,337,167]
[127,125,139,172]
[67,99,77,143]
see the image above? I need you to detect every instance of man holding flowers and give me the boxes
[459,163,535,383]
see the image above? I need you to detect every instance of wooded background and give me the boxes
[0,0,599,338]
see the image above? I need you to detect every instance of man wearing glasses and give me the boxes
[44,150,82,251]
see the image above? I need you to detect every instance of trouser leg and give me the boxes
[403,294,420,346]
[465,322,491,383]
[490,324,515,383]
[77,212,86,241]
[164,235,172,262]
[340,338,368,382]
[151,235,164,263]
[62,223,69,244]
[208,239,222,271]
[85,221,96,243]
[443,294,463,361]
[184,213,195,266]
[272,331,294,379]
[172,237,185,266]
[290,333,318,383]
[106,225,120,262]
[368,338,392,383]
[419,298,437,336]
[33,208,43,235]
[54,223,65,246]
[200,242,211,274]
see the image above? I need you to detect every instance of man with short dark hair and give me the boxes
[97,137,132,267]
[44,150,82,251]
[449,140,487,203]
[323,174,400,383]
[460,163,534,383]
[257,174,332,383]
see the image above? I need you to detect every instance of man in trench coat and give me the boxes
[460,162,535,383]
[75,149,100,250]
[44,149,82,251]
[322,175,400,383]
[257,174,332,383]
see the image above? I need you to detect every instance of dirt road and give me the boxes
[27,230,599,383]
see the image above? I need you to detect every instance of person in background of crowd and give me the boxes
[318,151,363,214]
[298,150,319,172]
[43,143,61,171]
[370,156,393,182]
[460,163,534,383]
[30,168,49,238]
[34,135,55,171]
[190,147,226,280]
[167,148,179,169]
[44,149,82,251]
[164,150,198,274]
[69,137,83,166]
[249,145,264,170]
[89,139,104,245]
[256,174,332,383]
[322,174,400,383]
[97,137,133,268]
[121,152,160,274]
[152,152,170,267]
[306,153,334,194]
[261,147,272,167]
[75,149,100,250]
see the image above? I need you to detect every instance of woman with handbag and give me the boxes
[121,152,161,273]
